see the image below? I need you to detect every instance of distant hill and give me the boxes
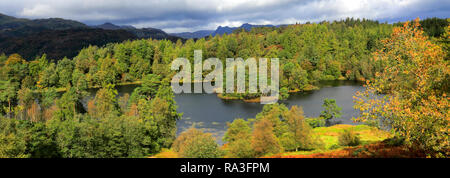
[0,13,88,37]
[0,28,136,60]
[0,13,181,60]
[170,30,215,39]
[212,23,275,36]
[93,22,124,30]
[172,23,275,39]
[93,22,180,40]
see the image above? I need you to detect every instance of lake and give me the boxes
[173,80,364,142]
[86,80,365,143]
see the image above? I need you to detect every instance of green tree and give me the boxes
[54,88,82,121]
[172,128,221,158]
[0,118,29,158]
[136,80,180,149]
[93,84,120,118]
[0,80,18,118]
[56,57,74,87]
[320,98,342,121]
[3,54,27,84]
[254,104,288,138]
[281,106,319,151]
[223,119,254,158]
[37,63,58,88]
[130,74,161,103]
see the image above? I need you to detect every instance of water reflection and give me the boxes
[84,80,365,144]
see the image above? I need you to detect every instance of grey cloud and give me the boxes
[0,0,448,33]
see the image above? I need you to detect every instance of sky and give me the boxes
[0,0,449,33]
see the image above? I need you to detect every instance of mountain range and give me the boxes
[0,13,279,60]
[0,13,181,60]
[92,22,180,40]
[170,23,276,39]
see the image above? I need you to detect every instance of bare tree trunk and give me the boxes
[7,99,11,118]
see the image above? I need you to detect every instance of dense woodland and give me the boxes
[0,18,448,158]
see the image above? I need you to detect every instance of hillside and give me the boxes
[0,28,136,60]
[170,30,215,39]
[94,22,180,40]
[0,13,182,60]
[154,125,427,158]
[269,125,425,158]
[0,13,88,37]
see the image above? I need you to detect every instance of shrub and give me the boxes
[384,136,405,147]
[305,117,326,128]
[329,144,340,150]
[338,129,361,146]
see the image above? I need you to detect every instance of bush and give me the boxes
[338,129,361,146]
[329,144,340,150]
[363,119,380,128]
[305,117,326,128]
[384,136,405,147]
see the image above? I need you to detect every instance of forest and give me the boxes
[0,17,448,158]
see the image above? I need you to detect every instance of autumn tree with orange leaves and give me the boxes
[354,18,449,157]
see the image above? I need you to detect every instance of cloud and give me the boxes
[0,0,448,33]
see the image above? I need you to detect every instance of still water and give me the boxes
[173,81,364,142]
[87,80,364,143]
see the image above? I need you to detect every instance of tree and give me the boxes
[223,119,254,158]
[132,74,161,101]
[94,55,120,86]
[56,57,74,87]
[93,84,120,118]
[172,128,221,158]
[46,114,155,158]
[136,79,180,149]
[251,118,281,157]
[279,87,289,100]
[3,54,27,84]
[37,63,58,89]
[71,69,89,98]
[54,88,79,121]
[254,103,288,137]
[223,119,251,143]
[27,122,59,157]
[320,98,342,121]
[354,19,449,157]
[0,118,29,158]
[281,106,319,151]
[129,55,151,81]
[0,80,18,118]
[40,88,57,110]
[338,129,361,146]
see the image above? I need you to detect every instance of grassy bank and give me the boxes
[271,124,390,157]
[152,124,395,158]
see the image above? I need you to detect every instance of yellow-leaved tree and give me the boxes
[354,18,449,157]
